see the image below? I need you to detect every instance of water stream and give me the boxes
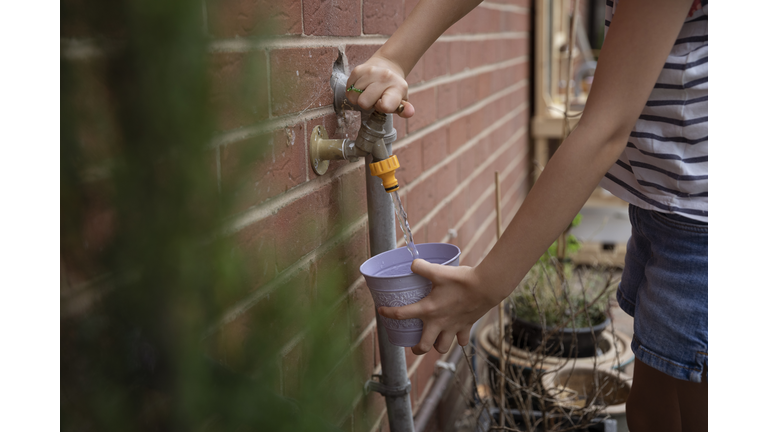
[391,190,419,261]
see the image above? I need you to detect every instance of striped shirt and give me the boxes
[599,0,708,222]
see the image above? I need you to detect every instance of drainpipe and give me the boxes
[311,56,414,432]
[412,344,464,432]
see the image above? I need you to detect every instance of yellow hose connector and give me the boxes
[369,155,400,193]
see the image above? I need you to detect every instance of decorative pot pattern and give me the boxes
[369,286,431,329]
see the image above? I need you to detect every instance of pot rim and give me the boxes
[359,242,461,280]
[508,312,611,334]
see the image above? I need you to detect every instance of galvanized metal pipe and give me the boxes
[366,145,415,432]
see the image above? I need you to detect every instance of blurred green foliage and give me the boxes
[61,1,362,430]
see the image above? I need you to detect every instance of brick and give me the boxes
[423,42,449,81]
[404,0,419,17]
[352,331,376,387]
[406,88,436,133]
[477,71,493,101]
[426,198,453,243]
[210,51,269,131]
[234,216,278,291]
[420,128,448,170]
[338,165,369,224]
[468,41,489,69]
[272,182,334,272]
[448,41,469,75]
[206,0,302,37]
[350,282,376,339]
[363,0,405,35]
[316,226,369,300]
[457,146,476,181]
[393,140,423,187]
[406,56,425,85]
[447,117,469,154]
[345,44,382,71]
[393,113,407,139]
[282,340,305,398]
[436,81,459,119]
[220,123,307,213]
[354,388,385,432]
[211,267,312,371]
[270,47,338,117]
[435,159,458,204]
[415,348,441,400]
[304,0,361,36]
[407,175,437,223]
[458,76,477,110]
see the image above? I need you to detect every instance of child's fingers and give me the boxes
[378,300,425,322]
[412,324,441,355]
[457,327,471,346]
[433,331,454,354]
[411,259,444,283]
[375,88,413,118]
[356,82,389,110]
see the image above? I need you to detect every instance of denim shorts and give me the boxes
[617,204,708,382]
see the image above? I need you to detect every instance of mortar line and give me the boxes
[370,407,387,432]
[400,97,528,194]
[224,82,526,234]
[408,352,425,378]
[400,126,525,243]
[206,214,368,337]
[408,55,527,93]
[211,105,335,148]
[212,65,524,149]
[61,31,528,60]
[206,32,528,52]
[480,1,530,14]
[477,187,526,259]
[225,154,363,234]
[447,140,525,234]
[391,79,527,155]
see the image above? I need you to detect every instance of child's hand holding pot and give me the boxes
[378,258,502,355]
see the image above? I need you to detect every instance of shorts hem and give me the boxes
[616,285,636,318]
[631,336,707,383]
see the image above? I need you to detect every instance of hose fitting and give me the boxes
[369,155,400,193]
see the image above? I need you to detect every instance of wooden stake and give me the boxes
[495,171,505,428]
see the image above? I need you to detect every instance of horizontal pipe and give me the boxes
[413,344,465,432]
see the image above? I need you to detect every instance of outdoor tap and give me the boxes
[310,55,400,191]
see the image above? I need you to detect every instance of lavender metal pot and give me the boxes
[360,243,461,347]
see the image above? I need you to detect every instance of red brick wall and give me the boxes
[63,0,532,430]
[207,1,532,431]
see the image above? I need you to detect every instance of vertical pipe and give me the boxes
[366,146,415,432]
[495,172,505,428]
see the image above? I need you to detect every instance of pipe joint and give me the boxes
[364,378,412,397]
[309,126,363,175]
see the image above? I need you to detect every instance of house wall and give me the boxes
[207,1,532,431]
[62,0,532,430]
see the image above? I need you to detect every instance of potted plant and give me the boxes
[505,215,617,359]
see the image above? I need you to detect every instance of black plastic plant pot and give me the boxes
[508,315,611,358]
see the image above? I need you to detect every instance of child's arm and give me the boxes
[376,0,696,355]
[345,0,484,116]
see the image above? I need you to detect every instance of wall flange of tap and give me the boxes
[310,125,331,176]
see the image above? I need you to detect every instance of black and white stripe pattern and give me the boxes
[599,0,708,222]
